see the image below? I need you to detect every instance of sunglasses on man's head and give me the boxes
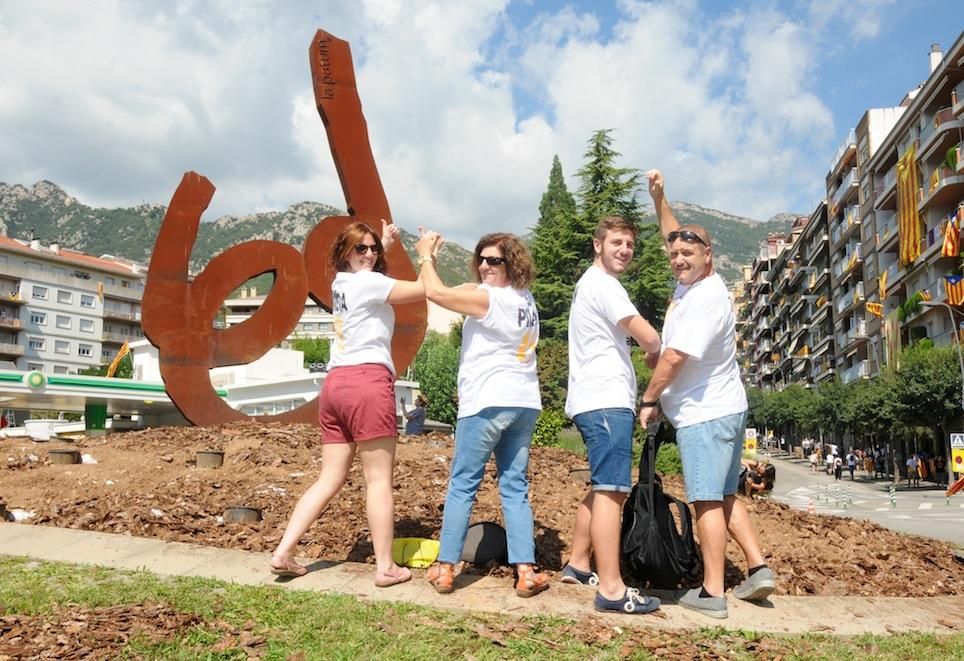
[667,230,708,247]
[354,243,382,255]
[478,255,507,266]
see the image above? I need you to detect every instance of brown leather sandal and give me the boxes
[270,557,308,578]
[427,563,455,594]
[515,564,549,598]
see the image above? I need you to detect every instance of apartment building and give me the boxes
[223,288,336,341]
[864,37,964,361]
[0,237,145,374]
[738,35,964,392]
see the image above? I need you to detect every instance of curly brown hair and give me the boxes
[469,233,534,289]
[328,222,388,274]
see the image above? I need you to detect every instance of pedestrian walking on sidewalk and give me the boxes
[845,450,857,480]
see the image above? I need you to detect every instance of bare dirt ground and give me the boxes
[2,422,962,598]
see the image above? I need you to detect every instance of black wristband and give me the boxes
[639,400,659,408]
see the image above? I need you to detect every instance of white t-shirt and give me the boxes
[659,272,747,428]
[457,284,541,418]
[565,265,640,418]
[326,270,397,374]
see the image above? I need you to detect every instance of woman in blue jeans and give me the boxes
[414,228,548,598]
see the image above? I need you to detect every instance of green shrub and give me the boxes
[655,442,683,475]
[531,409,567,447]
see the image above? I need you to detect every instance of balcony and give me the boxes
[954,82,964,117]
[919,107,956,152]
[0,342,24,357]
[830,129,856,175]
[876,211,898,249]
[102,332,131,344]
[103,308,142,322]
[831,206,860,247]
[829,168,858,215]
[918,169,964,212]
[874,164,899,209]
[0,317,22,331]
[841,359,869,384]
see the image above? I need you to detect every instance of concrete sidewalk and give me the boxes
[2,524,961,635]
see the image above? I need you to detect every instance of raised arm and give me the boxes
[646,169,681,240]
[415,229,490,318]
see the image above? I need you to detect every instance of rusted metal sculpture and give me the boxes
[141,30,427,426]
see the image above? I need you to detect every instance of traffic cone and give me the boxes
[808,497,815,514]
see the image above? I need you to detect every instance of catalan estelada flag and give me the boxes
[944,274,964,306]
[898,145,923,266]
[942,214,960,257]
[879,270,888,299]
[920,289,932,302]
[866,302,883,318]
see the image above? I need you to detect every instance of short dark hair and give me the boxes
[593,216,637,241]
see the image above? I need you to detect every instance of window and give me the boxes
[55,340,69,355]
[57,290,73,304]
[101,349,113,360]
[78,343,93,357]
[56,315,71,329]
[105,277,115,286]
[28,336,45,351]
[80,294,95,308]
[53,365,69,374]
[121,280,130,288]
[32,285,47,300]
[30,311,47,325]
[79,319,94,333]
[27,362,43,372]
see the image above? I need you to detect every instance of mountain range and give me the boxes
[0,181,799,287]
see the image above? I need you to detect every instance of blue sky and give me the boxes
[1,1,962,247]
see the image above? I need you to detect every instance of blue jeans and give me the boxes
[572,408,635,493]
[676,410,748,502]
[437,407,540,565]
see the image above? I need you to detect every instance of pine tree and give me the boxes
[530,155,579,339]
[573,129,672,328]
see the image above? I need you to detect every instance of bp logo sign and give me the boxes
[23,371,46,389]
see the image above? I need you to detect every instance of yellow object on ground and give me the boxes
[392,538,440,568]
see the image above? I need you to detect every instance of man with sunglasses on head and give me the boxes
[561,215,662,615]
[638,170,775,620]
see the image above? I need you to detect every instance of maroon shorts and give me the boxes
[319,364,398,443]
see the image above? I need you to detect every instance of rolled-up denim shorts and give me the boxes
[676,410,748,502]
[572,408,635,493]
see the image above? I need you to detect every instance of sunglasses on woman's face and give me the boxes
[667,229,707,247]
[354,243,382,255]
[478,255,507,266]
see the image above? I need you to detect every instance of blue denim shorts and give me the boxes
[676,410,748,502]
[572,408,635,493]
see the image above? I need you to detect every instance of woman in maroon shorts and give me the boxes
[270,220,426,587]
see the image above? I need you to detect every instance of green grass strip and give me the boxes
[0,556,961,660]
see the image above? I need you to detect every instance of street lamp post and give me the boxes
[920,300,964,486]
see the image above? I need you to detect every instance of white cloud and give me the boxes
[0,0,909,251]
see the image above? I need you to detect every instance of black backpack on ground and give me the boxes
[620,426,700,588]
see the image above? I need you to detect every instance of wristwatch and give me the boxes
[639,400,660,408]
[416,255,434,267]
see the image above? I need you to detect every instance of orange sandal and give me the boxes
[427,563,455,594]
[515,564,550,598]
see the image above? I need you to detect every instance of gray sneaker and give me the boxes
[677,587,727,619]
[732,567,776,601]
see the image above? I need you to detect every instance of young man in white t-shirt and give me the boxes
[562,215,662,615]
[638,171,775,619]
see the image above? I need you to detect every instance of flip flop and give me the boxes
[270,558,308,578]
[375,566,412,588]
